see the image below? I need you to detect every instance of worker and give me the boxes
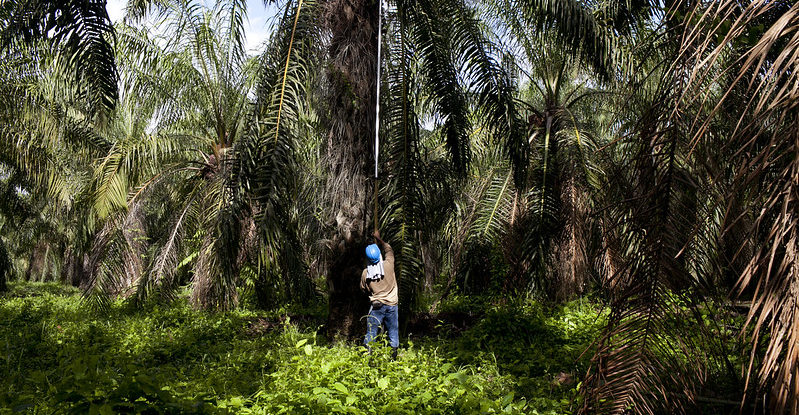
[361,230,398,360]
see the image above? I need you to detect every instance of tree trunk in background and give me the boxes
[597,217,622,293]
[62,249,76,286]
[322,0,378,339]
[551,176,589,301]
[119,210,146,297]
[0,238,9,292]
[421,235,438,292]
[25,240,49,282]
[62,248,90,287]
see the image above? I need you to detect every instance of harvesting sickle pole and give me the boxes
[373,0,383,236]
[274,0,305,145]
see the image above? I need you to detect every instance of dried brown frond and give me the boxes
[667,1,799,411]
[734,117,799,414]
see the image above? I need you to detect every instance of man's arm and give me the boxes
[373,230,394,263]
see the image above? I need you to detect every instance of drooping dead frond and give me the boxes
[734,117,799,414]
[582,61,708,411]
[664,1,799,411]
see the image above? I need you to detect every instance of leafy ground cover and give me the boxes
[0,282,606,414]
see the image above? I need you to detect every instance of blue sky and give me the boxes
[105,0,280,54]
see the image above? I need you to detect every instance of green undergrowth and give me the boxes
[0,282,607,414]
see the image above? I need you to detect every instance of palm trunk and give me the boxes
[327,240,370,338]
[62,248,89,287]
[25,240,49,282]
[120,209,146,297]
[0,237,9,292]
[552,176,589,301]
[322,0,378,339]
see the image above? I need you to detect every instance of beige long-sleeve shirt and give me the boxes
[360,243,398,306]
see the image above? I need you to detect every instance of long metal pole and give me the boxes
[373,0,382,233]
[374,0,382,179]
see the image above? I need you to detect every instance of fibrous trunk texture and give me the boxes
[322,0,378,339]
[62,248,90,288]
[551,176,589,301]
[25,240,50,282]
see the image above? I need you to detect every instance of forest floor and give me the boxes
[0,282,741,414]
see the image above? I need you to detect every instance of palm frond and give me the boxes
[1,0,119,116]
[581,61,709,412]
[661,1,799,411]
[397,0,473,173]
[240,0,322,306]
[190,168,241,311]
[498,0,625,80]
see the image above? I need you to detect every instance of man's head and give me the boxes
[365,244,380,264]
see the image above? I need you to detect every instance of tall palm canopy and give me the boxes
[2,0,799,413]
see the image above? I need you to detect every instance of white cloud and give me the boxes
[244,0,279,55]
[106,0,127,23]
[245,15,269,53]
[105,0,278,55]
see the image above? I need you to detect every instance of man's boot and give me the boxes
[391,347,398,361]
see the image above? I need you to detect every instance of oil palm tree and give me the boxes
[428,0,634,301]
[262,0,642,337]
[0,0,129,291]
[513,52,606,300]
[0,36,112,291]
[83,0,265,309]
[258,0,523,337]
[432,55,606,301]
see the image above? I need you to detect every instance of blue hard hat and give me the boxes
[365,244,380,264]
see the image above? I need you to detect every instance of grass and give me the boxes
[0,282,606,414]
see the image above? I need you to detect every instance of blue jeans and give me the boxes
[364,304,399,348]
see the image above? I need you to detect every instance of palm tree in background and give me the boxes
[0,38,111,292]
[511,53,605,301]
[435,0,636,301]
[433,58,606,301]
[0,0,120,292]
[83,0,265,309]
